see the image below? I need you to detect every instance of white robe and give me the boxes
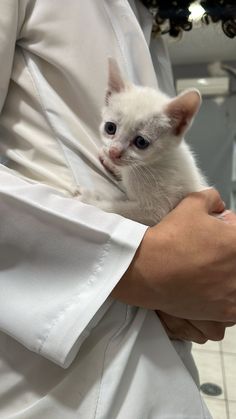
[0,0,212,417]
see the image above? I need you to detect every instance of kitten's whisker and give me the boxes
[139,167,153,189]
[129,164,143,192]
[135,163,157,190]
[117,157,157,191]
[141,165,157,188]
[133,163,152,190]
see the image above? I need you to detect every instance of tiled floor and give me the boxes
[192,325,236,419]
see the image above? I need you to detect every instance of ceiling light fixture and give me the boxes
[189,1,206,22]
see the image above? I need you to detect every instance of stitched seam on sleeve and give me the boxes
[37,237,112,354]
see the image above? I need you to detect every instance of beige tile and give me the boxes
[203,398,227,419]
[228,401,236,419]
[193,351,225,399]
[221,326,236,354]
[192,340,221,353]
[223,354,236,401]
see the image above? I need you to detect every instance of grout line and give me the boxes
[203,396,226,402]
[221,345,230,419]
[193,347,236,356]
[192,348,221,354]
[221,350,236,356]
[203,396,228,419]
[205,397,226,402]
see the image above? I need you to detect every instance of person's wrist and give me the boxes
[111,226,165,309]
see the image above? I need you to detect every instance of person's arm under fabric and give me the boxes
[0,167,148,368]
[0,3,148,368]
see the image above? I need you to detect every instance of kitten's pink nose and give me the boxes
[109,147,122,160]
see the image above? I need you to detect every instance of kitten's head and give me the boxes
[100,58,201,170]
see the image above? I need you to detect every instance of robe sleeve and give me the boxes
[0,2,148,368]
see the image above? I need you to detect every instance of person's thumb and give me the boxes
[190,188,225,215]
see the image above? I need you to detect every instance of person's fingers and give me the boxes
[187,188,225,214]
[189,320,227,341]
[219,210,236,225]
[157,312,234,344]
[157,312,208,344]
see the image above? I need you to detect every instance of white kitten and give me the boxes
[82,58,208,226]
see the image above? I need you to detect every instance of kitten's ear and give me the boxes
[165,89,202,137]
[105,58,126,105]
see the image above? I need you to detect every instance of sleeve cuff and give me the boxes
[38,219,148,367]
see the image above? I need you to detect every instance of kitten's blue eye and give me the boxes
[105,122,117,135]
[133,136,150,150]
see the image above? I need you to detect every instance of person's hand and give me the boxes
[219,209,236,225]
[111,188,236,322]
[157,310,234,343]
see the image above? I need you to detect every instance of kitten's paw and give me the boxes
[99,152,121,180]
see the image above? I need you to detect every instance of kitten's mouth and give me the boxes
[101,151,125,167]
[110,159,124,167]
[99,155,122,180]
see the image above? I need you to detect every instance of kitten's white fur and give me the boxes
[81,59,208,226]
